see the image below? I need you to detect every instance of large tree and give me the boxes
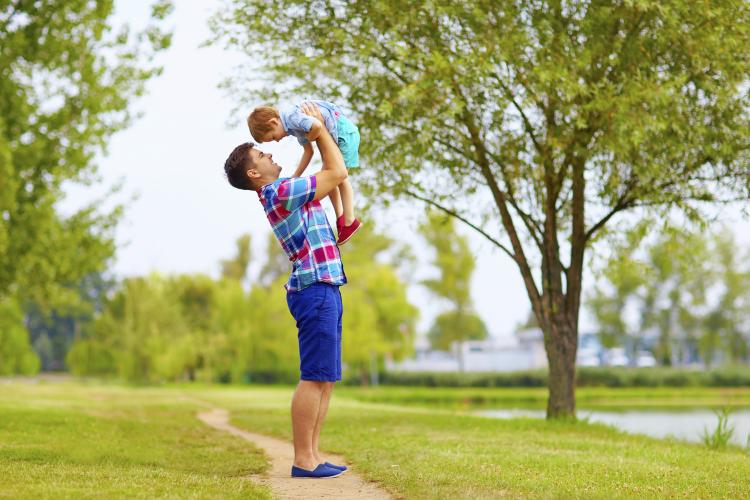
[210,1,750,417]
[0,0,172,307]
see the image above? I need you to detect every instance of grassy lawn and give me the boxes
[188,384,750,499]
[2,380,749,498]
[0,381,270,499]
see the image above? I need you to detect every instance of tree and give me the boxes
[701,230,750,366]
[1,1,172,375]
[25,271,115,371]
[259,232,290,288]
[0,297,39,375]
[220,234,252,283]
[419,211,488,368]
[0,1,172,305]
[211,1,750,417]
[68,222,418,384]
[332,221,418,381]
[645,229,711,365]
[589,225,750,367]
[428,311,488,349]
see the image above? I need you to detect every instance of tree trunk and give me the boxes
[542,318,578,419]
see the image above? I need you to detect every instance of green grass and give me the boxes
[0,382,270,499]
[187,384,750,499]
[2,381,750,498]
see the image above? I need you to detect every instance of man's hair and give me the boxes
[224,142,256,190]
[247,106,280,141]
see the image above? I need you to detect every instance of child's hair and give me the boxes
[247,106,280,141]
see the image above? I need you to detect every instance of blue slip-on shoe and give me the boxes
[324,462,348,472]
[291,463,343,478]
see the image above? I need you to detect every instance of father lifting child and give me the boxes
[248,100,362,244]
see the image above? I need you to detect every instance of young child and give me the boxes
[248,100,362,245]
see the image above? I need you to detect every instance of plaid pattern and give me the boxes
[258,176,346,292]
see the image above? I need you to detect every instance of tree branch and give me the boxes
[391,122,545,250]
[451,85,543,308]
[403,189,516,262]
[491,72,544,157]
[584,196,634,242]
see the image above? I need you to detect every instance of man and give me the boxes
[223,103,348,478]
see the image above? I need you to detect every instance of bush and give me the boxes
[365,366,750,388]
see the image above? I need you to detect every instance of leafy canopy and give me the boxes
[0,0,173,307]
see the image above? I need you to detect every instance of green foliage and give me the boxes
[339,221,418,378]
[258,232,289,287]
[210,0,750,415]
[0,1,172,306]
[209,0,750,228]
[68,222,418,383]
[427,311,488,351]
[419,211,475,308]
[0,1,172,375]
[0,297,39,375]
[335,385,750,412]
[419,210,488,350]
[26,271,115,371]
[702,407,736,450]
[66,337,115,377]
[374,366,750,388]
[589,225,750,366]
[220,234,251,283]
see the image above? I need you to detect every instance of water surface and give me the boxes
[475,408,750,446]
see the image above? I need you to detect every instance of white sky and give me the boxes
[61,1,750,339]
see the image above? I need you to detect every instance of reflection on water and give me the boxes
[475,408,750,446]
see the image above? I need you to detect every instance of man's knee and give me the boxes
[299,380,331,392]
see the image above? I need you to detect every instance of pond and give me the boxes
[475,408,750,447]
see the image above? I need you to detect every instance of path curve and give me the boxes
[197,408,393,500]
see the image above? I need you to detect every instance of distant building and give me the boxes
[577,332,603,367]
[385,328,548,373]
[578,332,659,367]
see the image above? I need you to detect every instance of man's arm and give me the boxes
[304,119,324,142]
[299,103,347,201]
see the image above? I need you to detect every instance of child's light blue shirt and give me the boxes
[279,100,344,146]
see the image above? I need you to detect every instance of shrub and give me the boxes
[363,366,750,388]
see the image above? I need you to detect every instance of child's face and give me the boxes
[260,118,286,143]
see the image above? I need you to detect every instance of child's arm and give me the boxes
[304,117,324,142]
[293,142,314,177]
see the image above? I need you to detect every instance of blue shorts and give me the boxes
[286,283,343,382]
[336,116,360,168]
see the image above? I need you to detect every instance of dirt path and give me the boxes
[197,409,393,500]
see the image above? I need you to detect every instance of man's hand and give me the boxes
[300,102,347,202]
[300,101,324,122]
[300,102,324,142]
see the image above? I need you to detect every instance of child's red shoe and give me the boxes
[336,215,345,235]
[337,218,361,245]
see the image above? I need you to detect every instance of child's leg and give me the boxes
[328,185,343,220]
[339,177,355,226]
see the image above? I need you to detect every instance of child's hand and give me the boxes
[300,101,324,123]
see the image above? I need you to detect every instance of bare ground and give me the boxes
[197,408,393,500]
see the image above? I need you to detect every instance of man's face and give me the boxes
[247,147,282,185]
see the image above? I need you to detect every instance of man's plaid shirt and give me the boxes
[257,176,346,292]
